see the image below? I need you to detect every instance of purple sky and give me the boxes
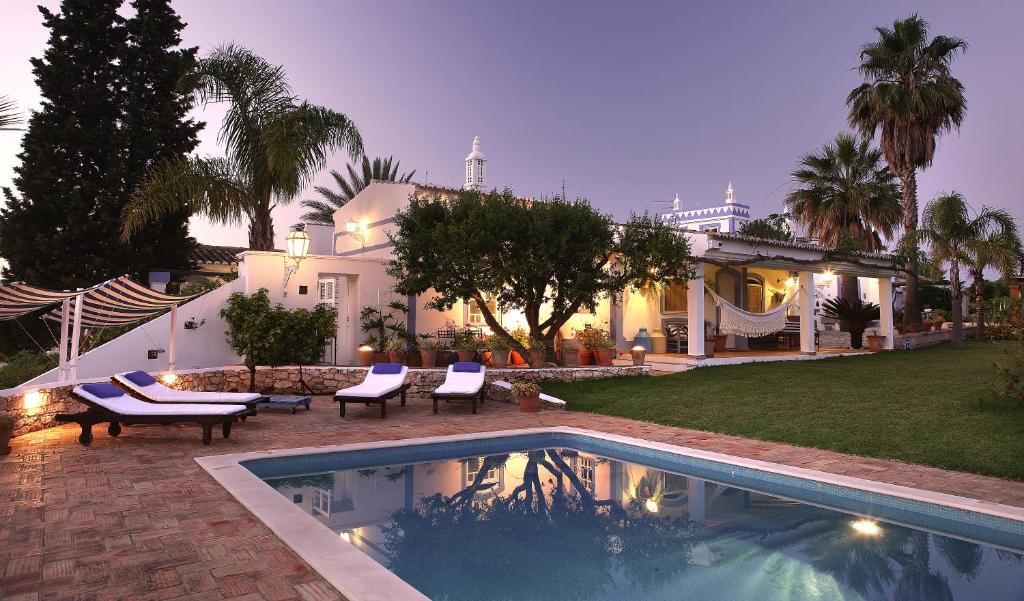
[2,0,1022,250]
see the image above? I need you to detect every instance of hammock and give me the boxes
[704,283,799,337]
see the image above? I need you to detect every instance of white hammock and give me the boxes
[704,283,799,337]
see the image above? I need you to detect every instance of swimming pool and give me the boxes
[198,428,1024,601]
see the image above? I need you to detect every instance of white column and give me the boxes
[799,271,815,354]
[686,477,706,525]
[687,264,705,358]
[167,305,178,371]
[57,298,71,382]
[68,293,84,380]
[879,276,894,350]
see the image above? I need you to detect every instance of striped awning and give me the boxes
[42,276,192,328]
[0,282,92,321]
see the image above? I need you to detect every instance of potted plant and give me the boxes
[865,329,887,352]
[453,329,478,362]
[575,329,595,365]
[527,338,547,368]
[419,337,440,368]
[0,414,15,455]
[821,298,881,349]
[357,344,375,367]
[486,335,511,368]
[384,338,406,364]
[585,328,615,366]
[704,320,718,358]
[561,338,581,367]
[511,381,542,413]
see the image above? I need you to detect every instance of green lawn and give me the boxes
[543,341,1024,480]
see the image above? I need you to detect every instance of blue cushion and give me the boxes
[123,370,157,386]
[452,361,482,373]
[371,363,404,375]
[81,383,124,399]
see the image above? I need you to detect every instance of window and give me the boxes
[577,456,595,493]
[662,282,688,313]
[467,295,498,325]
[293,494,303,504]
[746,278,764,313]
[464,457,500,488]
[312,489,331,516]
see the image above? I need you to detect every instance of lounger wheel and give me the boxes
[107,421,122,437]
[78,423,94,446]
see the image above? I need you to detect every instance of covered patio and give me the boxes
[617,232,900,362]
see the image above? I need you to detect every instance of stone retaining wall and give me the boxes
[894,327,976,350]
[1,364,648,437]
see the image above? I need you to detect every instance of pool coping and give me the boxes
[195,426,1024,601]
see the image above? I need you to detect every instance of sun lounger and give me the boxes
[56,383,254,446]
[333,363,411,418]
[432,362,486,414]
[113,371,265,410]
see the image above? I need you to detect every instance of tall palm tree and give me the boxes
[905,192,1016,347]
[965,227,1022,340]
[847,15,967,325]
[121,44,363,250]
[299,156,415,225]
[785,132,902,303]
[0,96,23,130]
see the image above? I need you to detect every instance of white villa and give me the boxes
[26,137,899,384]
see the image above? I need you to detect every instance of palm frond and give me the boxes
[0,96,23,130]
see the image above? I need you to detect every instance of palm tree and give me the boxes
[300,156,415,226]
[905,192,1016,347]
[121,44,363,250]
[847,15,967,325]
[964,227,1022,340]
[0,96,23,130]
[785,133,901,303]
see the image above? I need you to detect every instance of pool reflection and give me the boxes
[264,450,1024,601]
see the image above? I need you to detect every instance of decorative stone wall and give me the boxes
[818,330,852,349]
[1,365,648,438]
[894,327,976,350]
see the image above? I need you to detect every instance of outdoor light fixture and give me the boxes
[160,373,178,386]
[344,218,367,247]
[282,224,311,296]
[850,519,881,536]
[630,345,647,366]
[644,498,659,513]
[821,270,836,284]
[784,277,797,288]
[23,390,45,411]
[339,531,352,542]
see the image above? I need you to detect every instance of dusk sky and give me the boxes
[2,0,1022,250]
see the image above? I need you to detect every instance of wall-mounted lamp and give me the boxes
[282,224,311,296]
[160,373,178,386]
[344,218,367,247]
[783,277,797,289]
[23,390,45,411]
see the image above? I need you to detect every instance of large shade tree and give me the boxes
[903,192,1016,347]
[785,133,901,304]
[964,227,1022,340]
[121,43,363,250]
[847,14,967,325]
[388,189,694,356]
[300,155,415,226]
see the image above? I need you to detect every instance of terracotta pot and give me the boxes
[704,340,716,358]
[357,347,374,367]
[435,350,451,366]
[405,350,422,367]
[518,394,541,413]
[594,348,614,366]
[866,335,886,353]
[372,352,388,364]
[579,349,595,365]
[490,350,509,368]
[714,335,728,353]
[0,424,13,456]
[528,350,546,369]
[561,349,580,367]
[387,351,405,364]
[456,349,475,362]
[420,349,438,368]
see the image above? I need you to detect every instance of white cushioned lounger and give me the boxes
[77,386,248,416]
[432,363,486,414]
[333,365,410,418]
[114,372,262,404]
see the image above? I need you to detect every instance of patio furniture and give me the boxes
[113,371,265,413]
[432,362,486,414]
[333,363,411,418]
[750,317,819,349]
[259,394,311,414]
[56,383,253,446]
[662,318,688,354]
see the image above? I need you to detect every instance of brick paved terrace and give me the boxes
[4,397,1024,600]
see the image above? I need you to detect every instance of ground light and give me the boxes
[22,390,45,411]
[160,373,178,385]
[339,531,352,542]
[644,498,659,513]
[851,519,882,536]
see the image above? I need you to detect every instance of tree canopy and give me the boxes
[737,213,792,242]
[387,189,694,352]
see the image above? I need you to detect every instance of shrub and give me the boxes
[0,351,53,389]
[453,329,480,351]
[485,336,510,351]
[991,332,1024,407]
[526,337,547,352]
[510,381,541,397]
[577,327,614,350]
[821,298,880,349]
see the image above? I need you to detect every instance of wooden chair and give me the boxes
[662,318,688,354]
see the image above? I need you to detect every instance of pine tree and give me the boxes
[0,0,200,289]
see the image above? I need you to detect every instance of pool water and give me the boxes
[248,436,1024,601]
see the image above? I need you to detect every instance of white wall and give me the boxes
[332,181,416,259]
[25,277,246,386]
